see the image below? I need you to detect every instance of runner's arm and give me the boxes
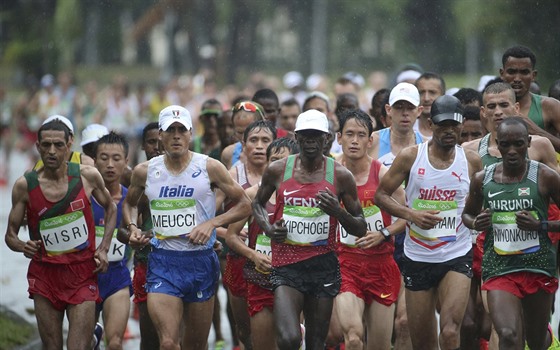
[5,177,36,256]
[122,162,149,248]
[462,170,490,231]
[326,167,366,237]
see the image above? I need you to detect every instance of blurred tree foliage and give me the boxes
[0,0,558,89]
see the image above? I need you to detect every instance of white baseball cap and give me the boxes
[294,109,329,134]
[80,124,109,146]
[42,115,74,135]
[389,83,420,107]
[159,105,192,131]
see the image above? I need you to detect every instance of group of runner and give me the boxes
[5,44,560,350]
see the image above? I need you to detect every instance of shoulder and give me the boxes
[246,183,259,200]
[464,148,481,163]
[541,95,560,112]
[132,160,150,176]
[461,138,482,152]
[13,176,29,195]
[80,153,95,166]
[399,144,420,160]
[80,164,100,178]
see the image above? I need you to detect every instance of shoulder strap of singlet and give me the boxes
[24,170,39,191]
[527,160,538,184]
[283,155,296,181]
[414,131,424,144]
[483,163,496,186]
[325,157,335,185]
[478,134,490,157]
[528,93,544,128]
[236,162,248,186]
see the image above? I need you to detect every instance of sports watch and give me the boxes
[380,227,391,241]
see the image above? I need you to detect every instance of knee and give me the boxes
[495,326,519,347]
[461,315,477,335]
[440,326,460,349]
[106,336,124,350]
[345,333,364,349]
[394,313,409,334]
[159,338,179,350]
[277,330,302,350]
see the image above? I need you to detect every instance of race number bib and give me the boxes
[492,211,540,255]
[150,199,197,239]
[255,234,272,257]
[39,211,89,255]
[409,199,458,242]
[95,227,126,262]
[283,206,330,245]
[340,206,383,247]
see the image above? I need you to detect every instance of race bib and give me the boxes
[39,211,89,255]
[283,205,330,245]
[409,199,458,242]
[470,229,480,245]
[150,199,197,239]
[492,211,540,255]
[340,205,383,247]
[95,227,126,262]
[255,234,272,257]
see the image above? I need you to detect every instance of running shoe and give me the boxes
[93,322,104,350]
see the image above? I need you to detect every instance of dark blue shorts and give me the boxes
[147,248,220,303]
[97,261,132,311]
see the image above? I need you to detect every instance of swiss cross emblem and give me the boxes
[172,110,180,118]
[418,168,425,175]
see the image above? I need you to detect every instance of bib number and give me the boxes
[151,199,197,239]
[409,199,458,242]
[340,206,383,247]
[95,227,126,262]
[283,206,330,245]
[39,211,89,255]
[492,211,540,255]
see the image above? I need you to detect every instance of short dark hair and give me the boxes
[416,72,446,94]
[303,91,330,112]
[338,109,374,136]
[483,82,516,102]
[454,88,482,107]
[502,46,536,68]
[38,120,70,142]
[462,105,481,122]
[243,120,277,143]
[252,88,279,105]
[281,98,300,109]
[497,116,528,138]
[142,122,159,142]
[267,137,299,160]
[94,131,129,157]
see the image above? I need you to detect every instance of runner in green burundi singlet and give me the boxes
[463,117,560,350]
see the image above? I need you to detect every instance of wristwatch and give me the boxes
[540,220,549,233]
[380,227,391,241]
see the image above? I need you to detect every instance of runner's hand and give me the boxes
[473,208,491,231]
[189,221,214,246]
[268,218,288,243]
[23,240,41,259]
[316,188,340,216]
[93,249,109,273]
[252,252,272,273]
[515,210,539,231]
[355,231,384,249]
[410,210,443,230]
[128,227,151,249]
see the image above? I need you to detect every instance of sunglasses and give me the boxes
[232,101,265,119]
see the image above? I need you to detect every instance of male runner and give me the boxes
[499,46,560,152]
[463,117,560,350]
[334,109,406,350]
[222,119,276,349]
[414,72,446,139]
[123,105,252,350]
[375,95,482,350]
[252,109,367,350]
[226,137,299,349]
[92,132,132,350]
[5,119,117,349]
